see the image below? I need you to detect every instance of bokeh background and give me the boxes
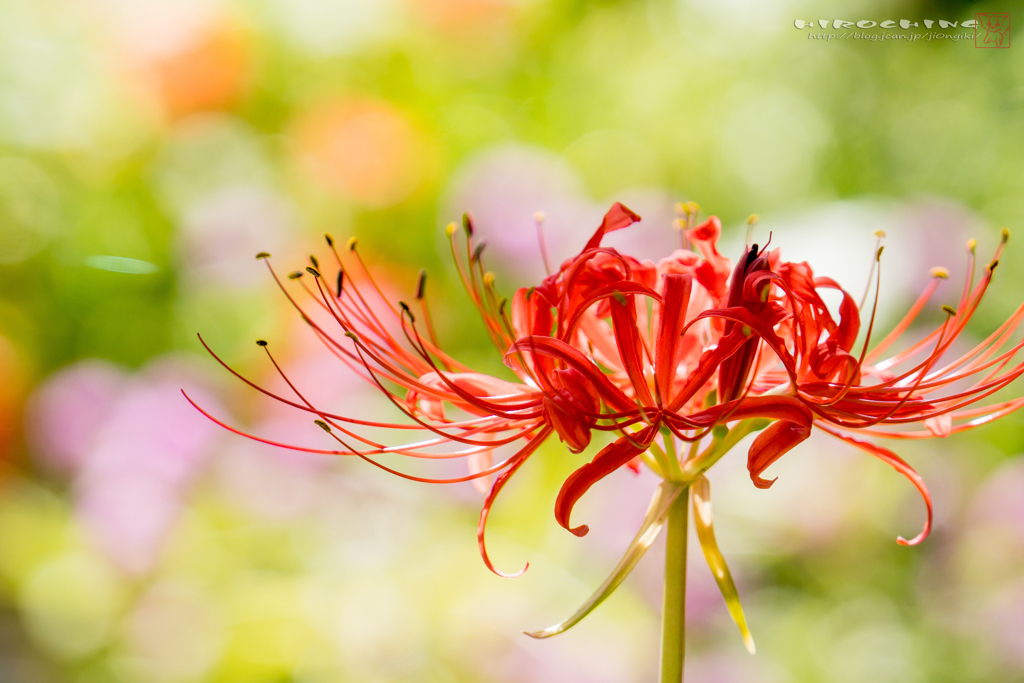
[2,0,1024,681]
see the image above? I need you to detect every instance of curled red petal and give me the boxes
[478,427,553,577]
[747,418,811,489]
[819,424,933,546]
[554,425,658,537]
[583,202,642,251]
[506,336,636,413]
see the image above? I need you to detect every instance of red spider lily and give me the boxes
[189,201,1024,649]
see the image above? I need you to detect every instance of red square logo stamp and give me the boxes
[976,13,1011,48]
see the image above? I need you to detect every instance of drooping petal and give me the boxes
[747,417,812,489]
[478,427,553,577]
[692,475,756,654]
[554,425,659,536]
[526,480,685,639]
[818,425,933,546]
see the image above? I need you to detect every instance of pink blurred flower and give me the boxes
[26,357,223,574]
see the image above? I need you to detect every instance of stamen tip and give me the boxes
[1002,226,1011,243]
[255,252,271,259]
[989,259,999,272]
[347,237,358,251]
[325,233,334,247]
[462,212,475,236]
[472,240,488,263]
[344,331,358,340]
[398,300,415,322]
[445,222,458,237]
[309,254,320,269]
[928,266,949,279]
[966,238,977,254]
[415,269,427,300]
[255,339,268,346]
[746,213,760,226]
[533,210,546,223]
[313,419,331,433]
[941,304,957,316]
[873,229,886,238]
[306,266,321,277]
[287,270,303,280]
[876,245,884,261]
[483,271,495,286]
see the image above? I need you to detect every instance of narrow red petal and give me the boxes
[583,202,642,251]
[478,427,553,577]
[554,425,658,536]
[819,425,933,546]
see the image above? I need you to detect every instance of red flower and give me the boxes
[189,204,1024,646]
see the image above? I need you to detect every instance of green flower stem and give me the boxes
[660,484,690,683]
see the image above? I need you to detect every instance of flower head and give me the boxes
[190,204,1024,648]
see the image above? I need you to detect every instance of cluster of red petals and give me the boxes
[191,203,1024,577]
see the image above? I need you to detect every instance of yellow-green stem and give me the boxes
[660,485,689,683]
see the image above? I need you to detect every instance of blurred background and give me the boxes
[2,0,1024,681]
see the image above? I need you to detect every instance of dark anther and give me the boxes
[472,240,488,263]
[416,269,427,300]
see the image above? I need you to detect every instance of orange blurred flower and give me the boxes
[291,99,431,207]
